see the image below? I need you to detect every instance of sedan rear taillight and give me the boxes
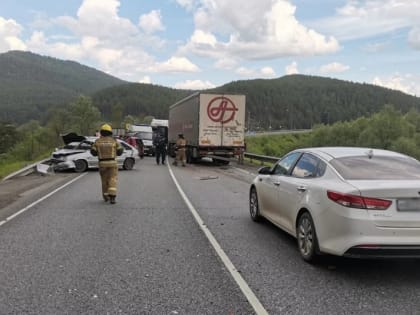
[327,191,391,210]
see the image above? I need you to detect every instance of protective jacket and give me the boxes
[91,136,123,167]
[176,138,186,151]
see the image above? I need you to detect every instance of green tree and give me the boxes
[111,102,124,129]
[46,108,72,146]
[69,96,101,135]
[358,105,413,149]
[0,122,21,154]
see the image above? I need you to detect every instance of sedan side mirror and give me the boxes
[258,166,272,175]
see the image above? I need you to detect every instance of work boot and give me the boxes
[172,161,177,166]
[103,194,109,202]
[110,195,116,204]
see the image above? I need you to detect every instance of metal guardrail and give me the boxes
[2,158,50,181]
[244,152,279,165]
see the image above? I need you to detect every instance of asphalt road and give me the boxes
[1,157,420,314]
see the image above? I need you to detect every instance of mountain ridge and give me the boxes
[1,50,420,129]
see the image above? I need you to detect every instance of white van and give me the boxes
[128,124,154,156]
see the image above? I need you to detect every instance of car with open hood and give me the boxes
[50,133,139,172]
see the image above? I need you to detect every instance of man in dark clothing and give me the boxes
[153,133,167,165]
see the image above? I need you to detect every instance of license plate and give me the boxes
[397,198,420,211]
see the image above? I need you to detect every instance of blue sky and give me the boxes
[0,0,419,95]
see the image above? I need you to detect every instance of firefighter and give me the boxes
[173,133,186,167]
[90,124,123,204]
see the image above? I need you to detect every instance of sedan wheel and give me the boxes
[74,160,88,172]
[123,158,134,170]
[297,212,319,262]
[249,187,261,222]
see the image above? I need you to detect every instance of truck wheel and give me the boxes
[168,144,176,158]
[186,148,192,164]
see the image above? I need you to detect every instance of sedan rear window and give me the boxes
[330,155,420,180]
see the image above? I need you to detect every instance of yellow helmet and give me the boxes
[100,123,112,132]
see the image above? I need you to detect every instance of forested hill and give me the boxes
[208,75,420,129]
[2,49,420,129]
[92,83,192,122]
[92,74,420,130]
[0,51,126,123]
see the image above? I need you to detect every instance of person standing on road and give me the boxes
[90,124,123,204]
[153,133,167,165]
[173,133,186,167]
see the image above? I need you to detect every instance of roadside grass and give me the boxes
[0,152,51,180]
[0,161,30,179]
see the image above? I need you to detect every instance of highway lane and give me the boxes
[0,158,254,314]
[172,159,420,315]
[2,157,420,314]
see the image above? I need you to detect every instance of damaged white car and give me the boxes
[50,133,139,172]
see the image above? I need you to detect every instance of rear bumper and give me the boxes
[344,245,420,258]
[315,205,420,257]
[143,146,154,155]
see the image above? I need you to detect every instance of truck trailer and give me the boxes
[168,93,246,164]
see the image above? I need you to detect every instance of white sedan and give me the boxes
[51,133,139,172]
[249,147,420,262]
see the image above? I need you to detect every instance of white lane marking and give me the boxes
[168,164,269,315]
[0,173,87,227]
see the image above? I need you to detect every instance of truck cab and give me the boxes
[128,124,154,156]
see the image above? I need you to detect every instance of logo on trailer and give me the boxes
[207,96,238,123]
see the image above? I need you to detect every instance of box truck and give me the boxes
[168,93,246,164]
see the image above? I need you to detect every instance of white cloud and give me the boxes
[181,0,339,61]
[261,66,276,77]
[0,17,27,52]
[139,10,164,34]
[21,0,204,82]
[139,76,152,84]
[176,0,196,11]
[190,29,217,47]
[319,62,350,74]
[235,66,276,78]
[236,67,255,76]
[363,41,388,53]
[312,0,420,41]
[373,74,420,96]
[154,56,200,73]
[174,79,215,90]
[214,57,238,69]
[408,26,420,50]
[285,61,299,75]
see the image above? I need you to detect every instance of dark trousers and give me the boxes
[156,148,166,164]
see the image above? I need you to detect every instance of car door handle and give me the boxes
[273,182,281,186]
[296,185,307,192]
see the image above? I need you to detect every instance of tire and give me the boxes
[296,212,319,262]
[123,158,135,170]
[186,148,195,164]
[249,187,262,222]
[74,159,88,172]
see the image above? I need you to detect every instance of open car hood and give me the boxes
[62,132,86,145]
